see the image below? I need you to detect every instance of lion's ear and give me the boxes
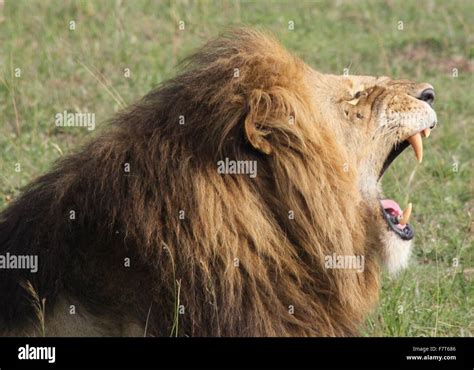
[244,119,272,155]
[244,90,273,155]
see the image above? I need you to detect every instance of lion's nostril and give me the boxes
[418,88,435,106]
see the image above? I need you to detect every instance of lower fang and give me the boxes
[400,203,412,226]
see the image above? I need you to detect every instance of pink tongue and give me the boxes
[381,199,402,217]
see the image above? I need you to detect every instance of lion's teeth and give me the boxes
[407,133,423,163]
[421,128,431,138]
[400,203,412,226]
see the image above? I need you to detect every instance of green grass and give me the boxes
[0,0,472,336]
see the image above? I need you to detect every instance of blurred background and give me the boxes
[0,0,472,336]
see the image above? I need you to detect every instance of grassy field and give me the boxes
[0,0,472,336]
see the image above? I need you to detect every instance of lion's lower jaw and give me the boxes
[381,230,413,275]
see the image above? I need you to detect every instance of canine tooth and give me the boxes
[422,128,431,138]
[400,203,412,226]
[407,133,423,163]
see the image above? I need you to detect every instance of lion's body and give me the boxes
[0,29,437,337]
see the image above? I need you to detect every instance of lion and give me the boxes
[0,29,436,337]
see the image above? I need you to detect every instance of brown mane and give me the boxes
[0,29,380,336]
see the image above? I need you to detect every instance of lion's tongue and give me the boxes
[381,199,412,230]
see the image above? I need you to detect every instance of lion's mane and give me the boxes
[0,29,380,336]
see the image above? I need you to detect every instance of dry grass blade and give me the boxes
[76,59,126,108]
[20,280,46,337]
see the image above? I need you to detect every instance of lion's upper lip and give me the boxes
[379,127,433,179]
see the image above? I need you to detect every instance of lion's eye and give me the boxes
[354,91,362,99]
[356,112,363,119]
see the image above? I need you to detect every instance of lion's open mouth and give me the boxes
[378,128,432,240]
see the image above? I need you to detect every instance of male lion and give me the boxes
[0,29,436,336]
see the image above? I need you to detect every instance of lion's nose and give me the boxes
[417,88,435,107]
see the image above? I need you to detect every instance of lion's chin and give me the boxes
[381,229,413,275]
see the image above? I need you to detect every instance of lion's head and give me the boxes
[319,73,437,274]
[0,29,437,337]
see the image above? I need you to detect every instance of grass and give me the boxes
[0,0,472,336]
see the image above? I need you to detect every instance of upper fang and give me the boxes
[407,133,423,163]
